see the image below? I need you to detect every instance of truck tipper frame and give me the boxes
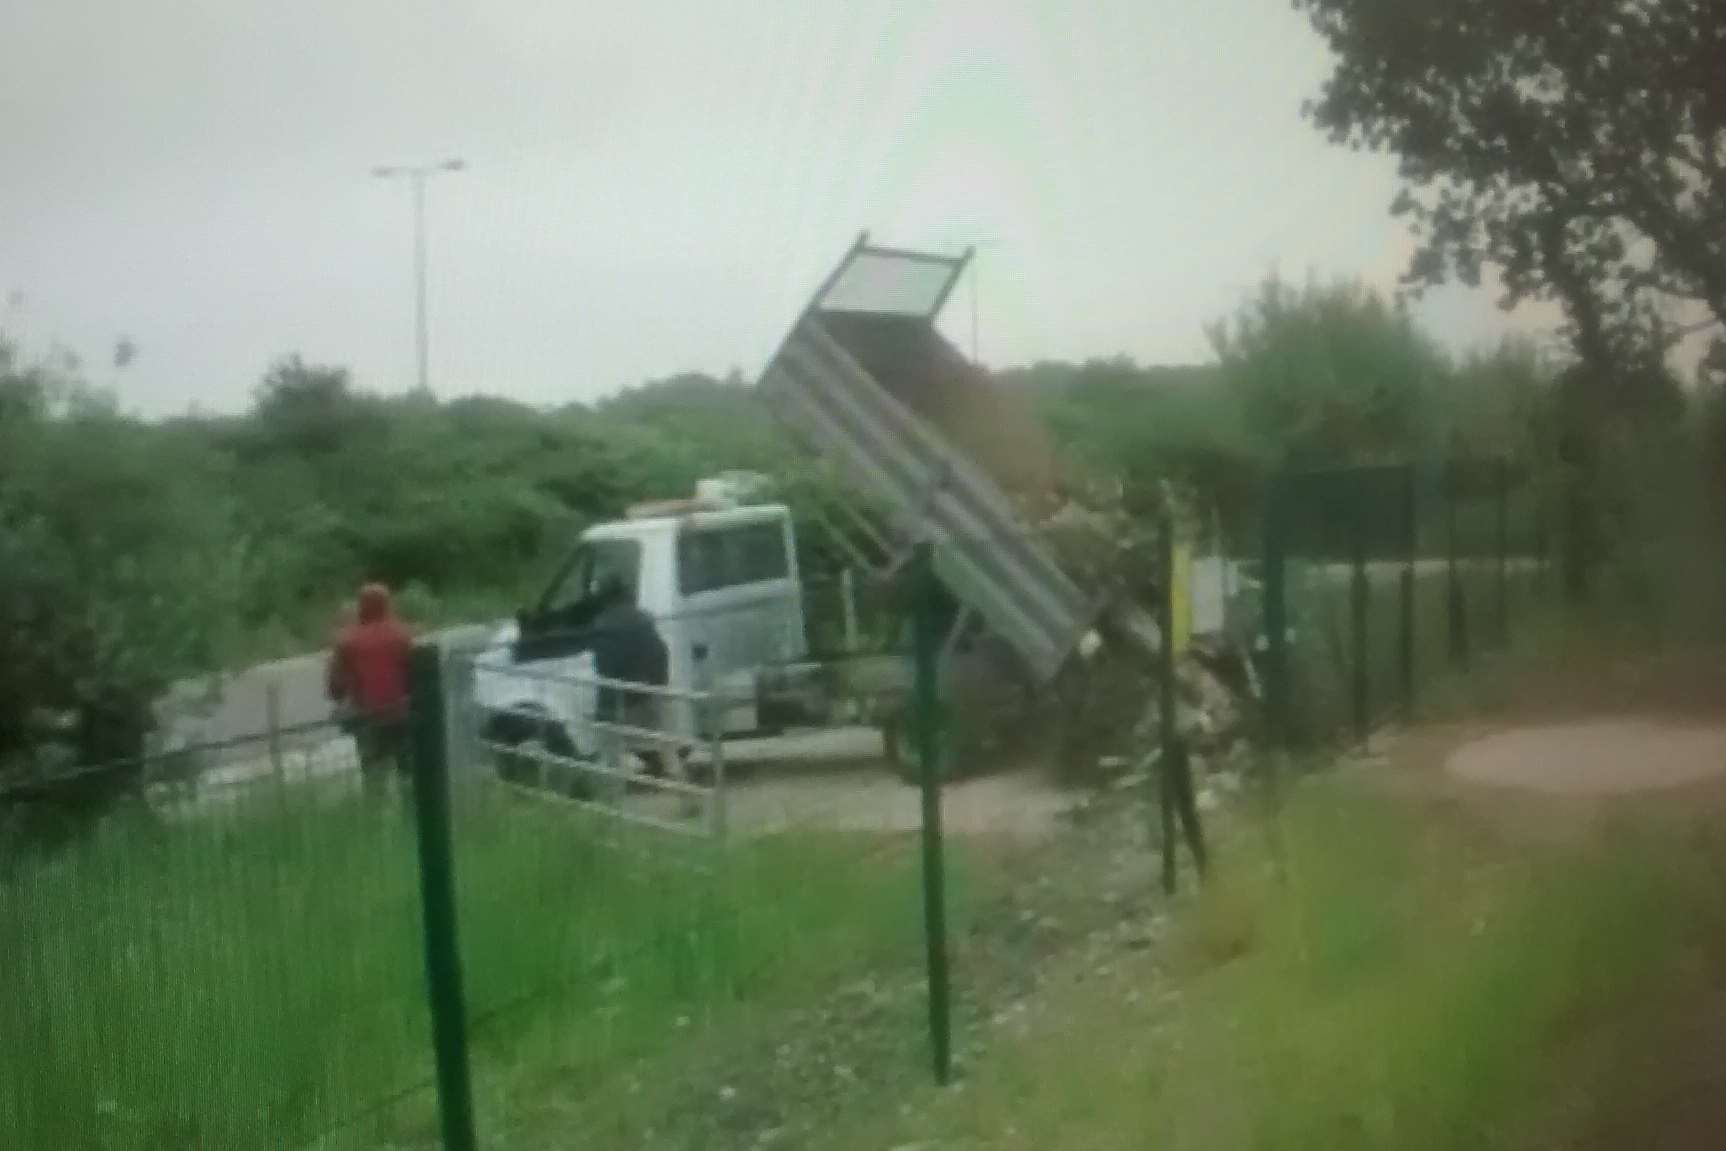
[758,233,1103,685]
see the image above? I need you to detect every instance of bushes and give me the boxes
[0,366,247,803]
[0,278,1706,790]
[0,343,855,794]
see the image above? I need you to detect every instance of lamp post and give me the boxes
[372,158,465,395]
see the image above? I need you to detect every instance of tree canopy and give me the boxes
[1208,277,1458,467]
[1295,0,1726,371]
[1,341,246,798]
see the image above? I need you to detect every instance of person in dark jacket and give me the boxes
[585,576,670,789]
[327,583,414,795]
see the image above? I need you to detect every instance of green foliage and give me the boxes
[1012,280,1553,551]
[593,371,794,483]
[3,341,881,785]
[0,277,1652,790]
[0,342,246,795]
[1208,277,1455,468]
[1298,0,1724,608]
[1010,358,1260,515]
[1295,0,1726,370]
[1445,339,1551,464]
[180,369,790,650]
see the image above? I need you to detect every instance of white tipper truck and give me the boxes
[476,234,1152,781]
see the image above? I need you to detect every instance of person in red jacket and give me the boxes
[327,583,414,794]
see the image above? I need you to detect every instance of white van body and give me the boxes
[472,502,807,758]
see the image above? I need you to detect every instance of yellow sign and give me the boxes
[1171,541,1192,656]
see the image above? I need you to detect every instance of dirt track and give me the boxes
[1445,718,1726,796]
[695,764,1079,837]
[1423,645,1726,1149]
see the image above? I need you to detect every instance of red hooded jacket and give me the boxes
[327,584,414,722]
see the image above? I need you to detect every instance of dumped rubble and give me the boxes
[1024,477,1259,788]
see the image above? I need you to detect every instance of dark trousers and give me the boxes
[356,717,408,797]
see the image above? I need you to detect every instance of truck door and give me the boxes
[675,518,804,732]
[510,538,644,752]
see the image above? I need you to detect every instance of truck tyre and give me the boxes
[486,712,588,799]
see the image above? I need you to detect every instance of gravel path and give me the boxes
[696,764,1079,837]
[165,629,1082,838]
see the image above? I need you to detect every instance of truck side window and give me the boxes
[677,531,722,595]
[737,522,790,582]
[678,522,789,594]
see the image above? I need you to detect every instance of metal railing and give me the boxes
[444,647,731,841]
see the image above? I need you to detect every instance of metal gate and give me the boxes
[442,643,729,840]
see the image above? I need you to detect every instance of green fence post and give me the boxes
[1400,464,1417,715]
[1157,511,1207,888]
[1495,457,1510,647]
[1263,483,1289,752]
[1158,512,1180,894]
[911,542,952,1085]
[1533,481,1548,593]
[408,645,478,1151]
[1350,489,1370,740]
[1446,461,1469,669]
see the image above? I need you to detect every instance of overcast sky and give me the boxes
[1,0,1550,416]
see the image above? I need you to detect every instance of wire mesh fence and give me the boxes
[427,568,942,1146]
[1263,458,1551,749]
[0,713,442,1149]
[3,455,1566,1149]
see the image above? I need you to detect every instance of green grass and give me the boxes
[449,785,929,1146]
[1,786,430,1148]
[0,780,928,1149]
[12,592,1718,1150]
[826,774,1726,1150]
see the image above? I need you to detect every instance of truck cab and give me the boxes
[472,495,808,763]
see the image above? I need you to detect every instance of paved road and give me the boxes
[156,622,881,798]
[166,559,1541,749]
[1274,556,1539,585]
[160,623,500,748]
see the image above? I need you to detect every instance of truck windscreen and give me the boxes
[539,539,642,615]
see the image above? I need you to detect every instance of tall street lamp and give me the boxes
[372,158,465,395]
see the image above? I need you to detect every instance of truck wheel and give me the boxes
[487,713,588,798]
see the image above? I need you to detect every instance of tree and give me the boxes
[593,370,798,487]
[249,354,378,457]
[1,337,245,821]
[1208,277,1453,467]
[1295,1,1720,593]
[1444,338,1551,464]
[1295,0,1726,370]
[1008,358,1263,532]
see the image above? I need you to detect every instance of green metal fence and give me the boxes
[1259,457,1549,752]
[5,460,1563,1147]
[1,715,442,1148]
[407,547,1210,1146]
[422,570,938,1146]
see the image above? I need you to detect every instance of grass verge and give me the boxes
[0,777,929,1149]
[823,769,1726,1150]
